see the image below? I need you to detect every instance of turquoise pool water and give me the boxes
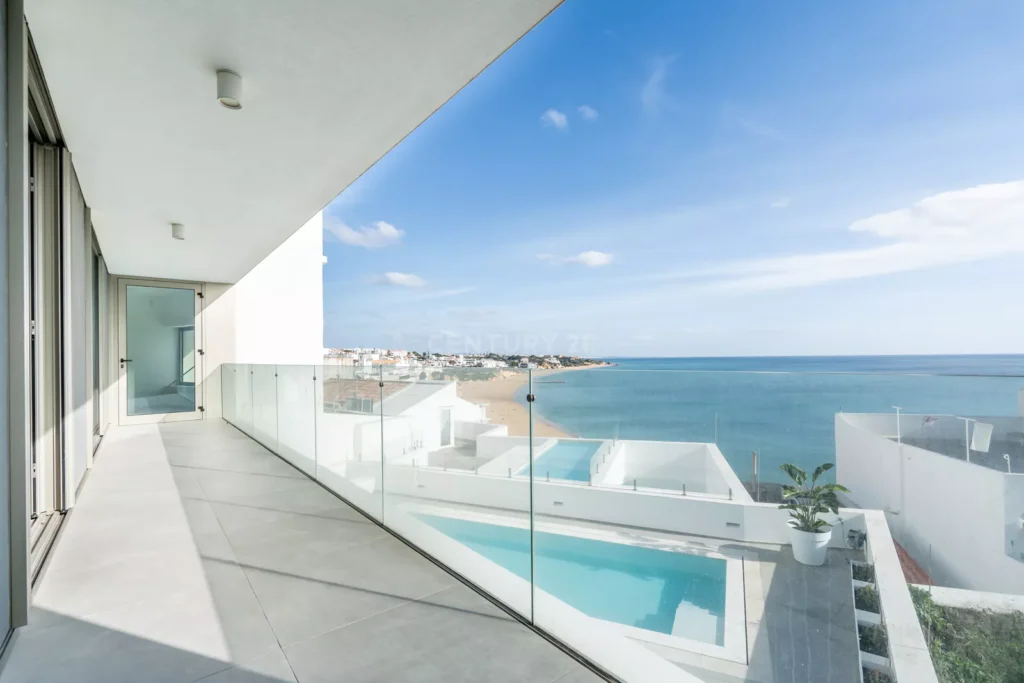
[518,439,602,482]
[419,514,726,644]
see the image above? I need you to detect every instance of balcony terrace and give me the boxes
[1,421,600,683]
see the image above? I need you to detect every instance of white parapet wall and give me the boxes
[913,584,1024,614]
[587,439,750,499]
[455,420,506,443]
[383,463,866,548]
[863,510,939,683]
[837,413,1024,594]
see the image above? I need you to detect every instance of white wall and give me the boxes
[620,441,709,491]
[204,211,324,418]
[592,440,744,498]
[381,463,866,548]
[455,420,505,443]
[862,510,940,683]
[838,414,1024,594]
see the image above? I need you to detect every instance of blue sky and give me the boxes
[322,1,1024,357]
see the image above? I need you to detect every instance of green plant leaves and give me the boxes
[779,462,847,531]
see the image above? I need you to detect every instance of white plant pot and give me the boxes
[787,520,832,566]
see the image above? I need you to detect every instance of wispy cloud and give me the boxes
[371,272,426,287]
[412,286,475,301]
[770,197,792,209]
[641,58,674,114]
[540,109,568,129]
[655,180,1024,292]
[326,220,404,248]
[537,250,614,267]
[578,105,599,121]
[721,105,783,141]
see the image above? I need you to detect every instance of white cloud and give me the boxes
[372,272,426,287]
[572,250,614,267]
[659,180,1024,292]
[770,197,792,209]
[578,105,599,121]
[641,58,673,114]
[537,250,614,268]
[326,220,404,248]
[540,109,568,129]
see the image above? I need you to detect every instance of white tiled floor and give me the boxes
[1,420,601,683]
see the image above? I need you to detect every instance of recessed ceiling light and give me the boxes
[216,69,242,110]
[171,222,185,240]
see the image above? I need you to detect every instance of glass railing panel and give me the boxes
[526,366,711,683]
[518,364,1024,682]
[216,358,1024,682]
[250,364,278,453]
[313,363,383,521]
[221,363,238,425]
[380,365,535,619]
[275,364,317,477]
[236,363,254,437]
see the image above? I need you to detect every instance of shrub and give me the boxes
[859,624,888,657]
[910,586,1024,683]
[863,669,894,683]
[852,563,875,583]
[855,585,880,613]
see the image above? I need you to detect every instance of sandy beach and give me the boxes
[455,365,606,438]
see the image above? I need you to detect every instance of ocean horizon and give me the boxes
[522,354,1024,485]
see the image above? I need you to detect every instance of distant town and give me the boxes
[323,348,612,371]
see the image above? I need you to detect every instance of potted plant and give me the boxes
[779,462,848,566]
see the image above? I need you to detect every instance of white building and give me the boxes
[0,2,606,681]
[0,3,942,683]
[837,412,1024,594]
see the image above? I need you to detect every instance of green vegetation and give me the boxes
[852,563,875,583]
[855,585,880,613]
[863,669,894,683]
[859,623,888,657]
[911,587,1024,683]
[778,462,849,532]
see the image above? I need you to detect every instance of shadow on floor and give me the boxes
[1,420,598,683]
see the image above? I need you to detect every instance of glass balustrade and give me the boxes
[221,361,1024,683]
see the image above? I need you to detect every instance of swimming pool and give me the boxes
[519,439,602,482]
[418,513,727,645]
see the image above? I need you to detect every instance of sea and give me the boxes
[524,355,1024,485]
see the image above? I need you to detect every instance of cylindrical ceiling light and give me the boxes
[171,222,185,240]
[216,69,243,110]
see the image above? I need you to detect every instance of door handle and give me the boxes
[120,358,132,368]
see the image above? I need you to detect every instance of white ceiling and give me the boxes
[26,0,560,283]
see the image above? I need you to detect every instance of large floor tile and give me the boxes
[8,421,597,683]
[193,649,297,683]
[209,499,370,537]
[80,562,279,666]
[261,534,457,603]
[283,585,583,683]
[192,469,316,501]
[34,544,211,620]
[223,507,383,555]
[0,614,235,683]
[242,564,408,646]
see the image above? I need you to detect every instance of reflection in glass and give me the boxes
[125,285,196,416]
